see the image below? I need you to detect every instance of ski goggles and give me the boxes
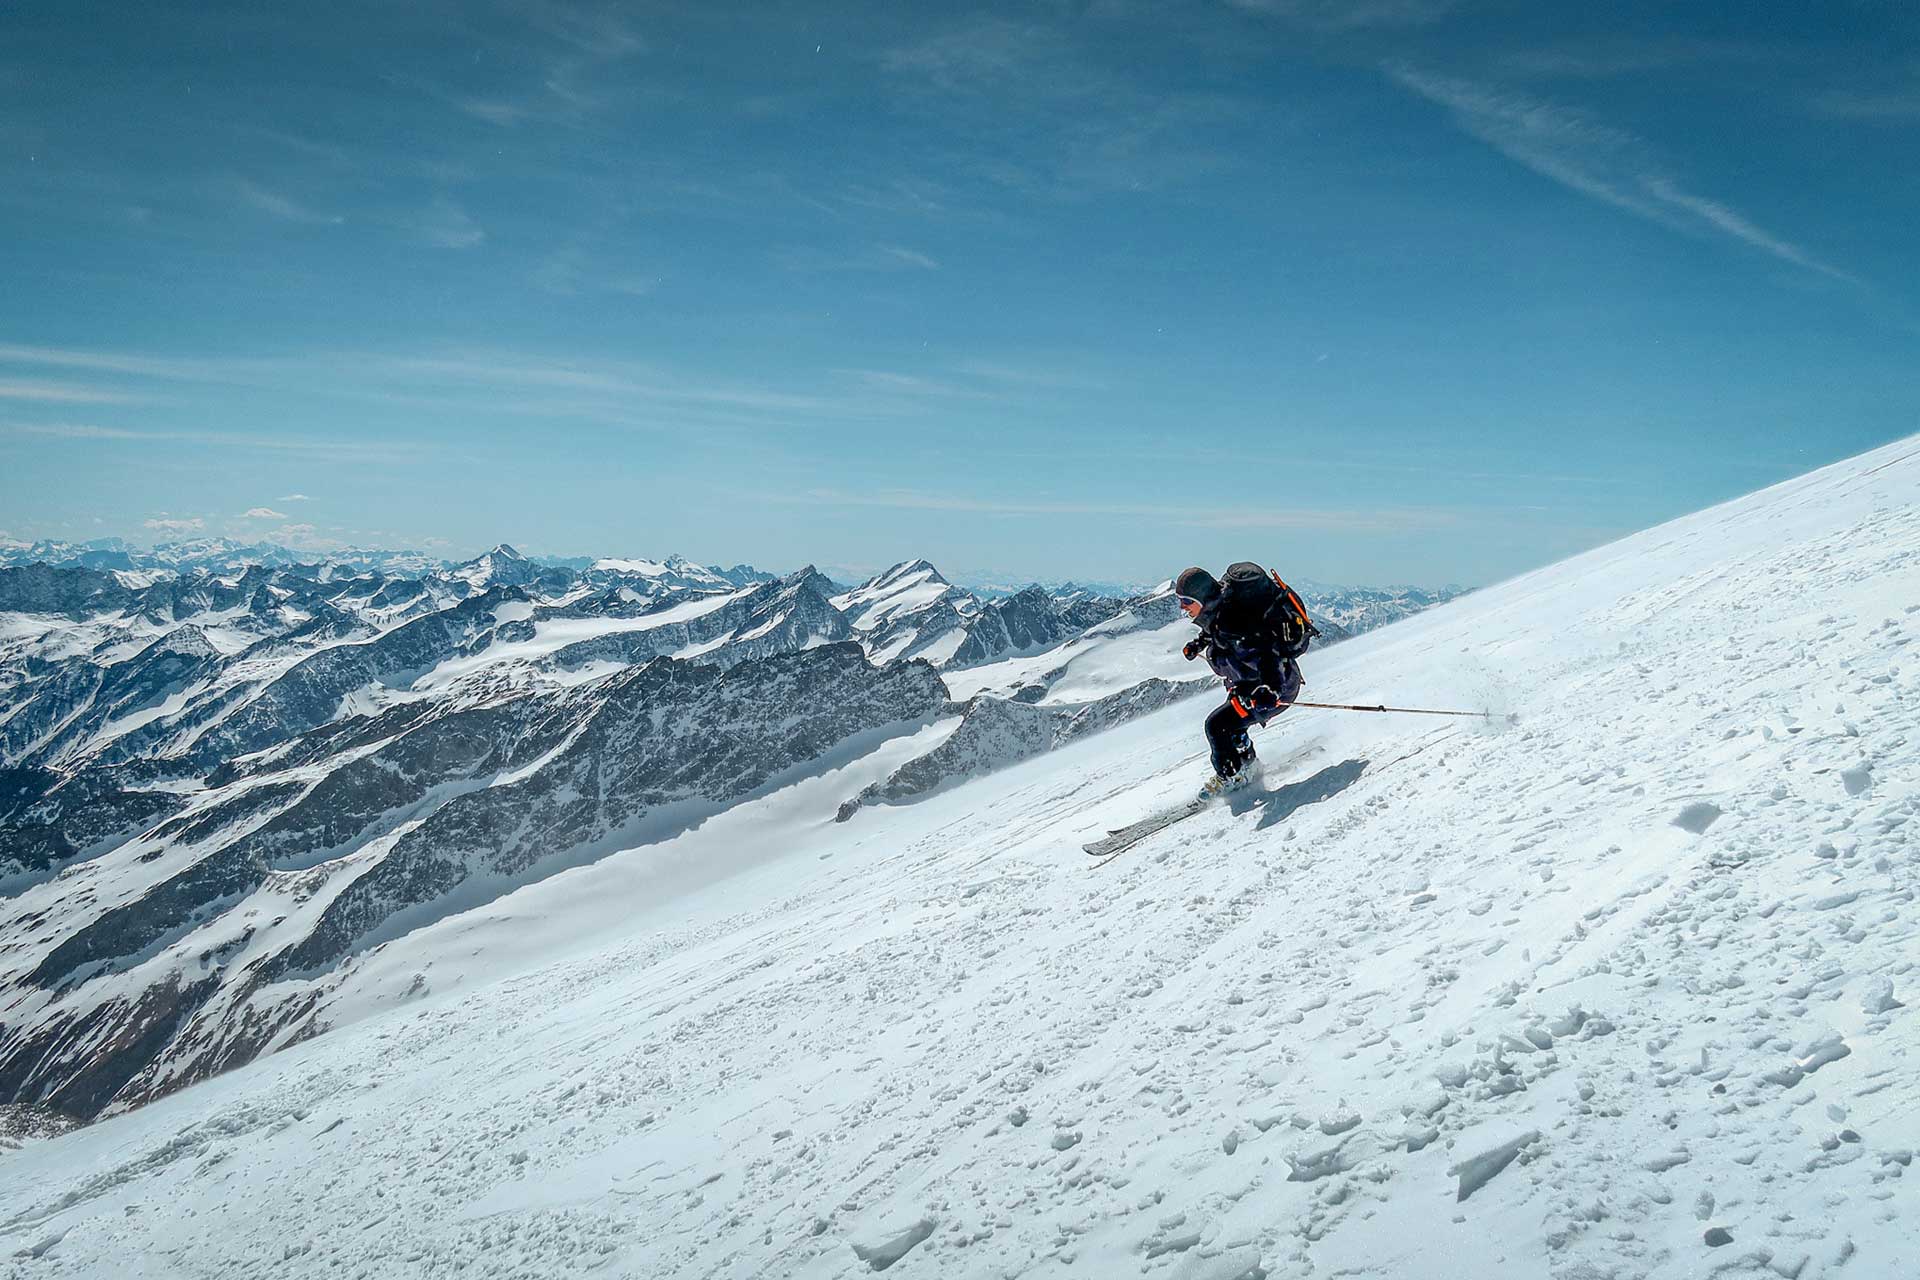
[1176,595,1203,618]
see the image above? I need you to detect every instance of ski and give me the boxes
[1083,731,1457,864]
[1083,796,1215,859]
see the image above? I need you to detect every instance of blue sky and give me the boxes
[1,0,1915,588]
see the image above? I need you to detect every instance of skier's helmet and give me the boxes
[1174,566,1219,619]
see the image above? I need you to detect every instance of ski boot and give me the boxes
[1198,758,1261,801]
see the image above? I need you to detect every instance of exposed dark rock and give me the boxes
[0,972,223,1120]
[946,586,1127,669]
[0,565,133,617]
[841,676,1207,817]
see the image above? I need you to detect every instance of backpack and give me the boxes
[1217,561,1318,657]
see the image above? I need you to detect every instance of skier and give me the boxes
[1175,563,1317,799]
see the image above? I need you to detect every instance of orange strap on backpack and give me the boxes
[1269,570,1313,636]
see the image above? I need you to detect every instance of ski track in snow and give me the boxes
[1,441,1918,1278]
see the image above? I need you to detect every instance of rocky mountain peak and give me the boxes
[140,624,223,662]
[875,558,946,587]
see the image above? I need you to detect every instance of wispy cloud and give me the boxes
[410,197,485,249]
[788,487,1460,532]
[10,423,148,439]
[951,359,1105,392]
[529,246,659,296]
[1224,0,1457,30]
[413,2,646,130]
[0,341,1045,445]
[883,19,1057,92]
[520,2,645,61]
[143,516,206,536]
[839,370,977,398]
[1812,86,1920,121]
[1386,64,1861,284]
[3,421,429,462]
[0,378,143,404]
[279,492,313,502]
[240,506,288,520]
[880,245,940,270]
[263,522,330,548]
[880,18,1244,198]
[1638,178,1851,280]
[360,351,949,420]
[232,177,345,226]
[232,124,361,169]
[451,96,536,127]
[776,242,942,273]
[837,360,1104,400]
[0,342,233,382]
[1496,38,1779,80]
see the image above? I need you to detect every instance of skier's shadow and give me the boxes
[1233,758,1369,830]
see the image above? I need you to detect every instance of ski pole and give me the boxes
[1277,699,1512,721]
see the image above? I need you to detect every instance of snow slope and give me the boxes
[2,438,1917,1278]
[942,605,1197,705]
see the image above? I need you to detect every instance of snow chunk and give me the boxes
[1164,1244,1265,1280]
[1672,801,1723,834]
[1797,1032,1851,1075]
[1449,1129,1540,1201]
[1546,1007,1589,1038]
[1401,1125,1440,1153]
[1861,977,1903,1015]
[1318,1105,1361,1136]
[850,1218,937,1272]
[1147,1230,1204,1258]
[1643,1147,1691,1173]
[1285,1140,1352,1183]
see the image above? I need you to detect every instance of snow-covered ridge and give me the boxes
[0,436,1913,1276]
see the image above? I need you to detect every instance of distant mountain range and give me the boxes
[0,539,1467,1123]
[0,535,449,578]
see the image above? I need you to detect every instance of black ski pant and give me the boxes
[1204,661,1301,777]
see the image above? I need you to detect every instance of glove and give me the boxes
[1183,636,1207,661]
[1248,683,1282,710]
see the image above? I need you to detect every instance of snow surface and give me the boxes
[594,557,676,577]
[2,438,1918,1278]
[943,612,1200,706]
